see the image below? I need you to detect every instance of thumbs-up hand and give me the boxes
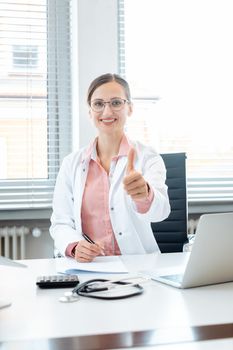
[123,148,149,200]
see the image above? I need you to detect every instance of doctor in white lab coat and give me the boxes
[50,73,170,262]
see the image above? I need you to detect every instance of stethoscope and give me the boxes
[59,277,145,302]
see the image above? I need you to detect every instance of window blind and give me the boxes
[118,0,233,204]
[0,0,72,209]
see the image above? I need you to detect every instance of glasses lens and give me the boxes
[91,100,105,111]
[110,98,125,110]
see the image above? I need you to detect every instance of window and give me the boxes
[12,45,38,69]
[119,0,233,205]
[0,0,72,209]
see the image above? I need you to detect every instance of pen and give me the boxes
[82,233,95,244]
[82,233,105,255]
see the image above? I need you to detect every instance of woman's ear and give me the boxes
[128,102,133,117]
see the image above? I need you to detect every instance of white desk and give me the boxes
[1,253,233,349]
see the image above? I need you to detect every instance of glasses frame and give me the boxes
[90,98,129,113]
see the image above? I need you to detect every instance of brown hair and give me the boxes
[87,73,131,106]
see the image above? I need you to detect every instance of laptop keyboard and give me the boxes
[161,274,183,283]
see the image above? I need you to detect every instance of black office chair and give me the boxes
[151,152,188,253]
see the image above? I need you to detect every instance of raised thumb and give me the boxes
[126,148,135,174]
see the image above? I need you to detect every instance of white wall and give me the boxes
[74,0,119,149]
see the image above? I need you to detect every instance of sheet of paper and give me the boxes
[56,256,128,274]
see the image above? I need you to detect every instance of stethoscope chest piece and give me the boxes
[59,291,80,303]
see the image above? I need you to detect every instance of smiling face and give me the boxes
[89,81,133,137]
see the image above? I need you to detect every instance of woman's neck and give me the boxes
[96,133,124,174]
[96,133,123,159]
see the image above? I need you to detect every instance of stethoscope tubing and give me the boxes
[72,278,144,300]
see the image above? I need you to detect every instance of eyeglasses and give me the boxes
[90,98,129,112]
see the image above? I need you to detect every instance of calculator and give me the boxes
[36,274,79,289]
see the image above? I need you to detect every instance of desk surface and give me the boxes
[1,253,233,349]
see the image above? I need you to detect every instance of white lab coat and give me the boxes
[50,139,170,256]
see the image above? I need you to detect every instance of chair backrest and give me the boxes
[151,152,188,253]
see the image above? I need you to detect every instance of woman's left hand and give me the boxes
[123,148,149,200]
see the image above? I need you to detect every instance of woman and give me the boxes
[50,73,170,262]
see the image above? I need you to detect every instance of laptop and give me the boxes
[152,212,233,288]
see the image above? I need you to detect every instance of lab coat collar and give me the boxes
[81,134,131,163]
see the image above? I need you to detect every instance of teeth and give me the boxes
[101,119,115,123]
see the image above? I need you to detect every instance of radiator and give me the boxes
[0,226,30,259]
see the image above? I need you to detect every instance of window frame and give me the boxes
[0,0,119,220]
[0,0,72,212]
[118,0,233,214]
[2,0,230,219]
